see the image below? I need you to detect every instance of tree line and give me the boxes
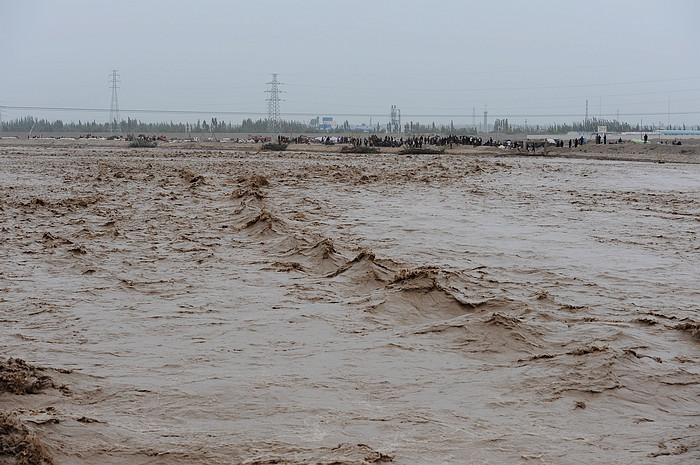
[1,115,695,135]
[490,117,691,134]
[0,116,316,135]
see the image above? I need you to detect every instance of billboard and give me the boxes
[319,116,334,130]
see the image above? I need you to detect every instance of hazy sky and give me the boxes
[2,0,699,128]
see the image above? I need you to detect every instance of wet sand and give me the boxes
[1,143,699,464]
[2,135,699,164]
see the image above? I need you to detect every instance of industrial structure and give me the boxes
[390,105,401,133]
[108,69,120,134]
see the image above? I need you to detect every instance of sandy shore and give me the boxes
[1,143,698,464]
[2,137,699,164]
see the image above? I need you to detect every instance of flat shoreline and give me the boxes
[1,137,699,164]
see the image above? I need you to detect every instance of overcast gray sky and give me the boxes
[2,0,699,128]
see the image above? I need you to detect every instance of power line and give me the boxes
[0,104,698,120]
[0,105,267,116]
[282,60,697,80]
[282,87,700,112]
[285,75,700,94]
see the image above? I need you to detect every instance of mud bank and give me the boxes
[2,137,699,164]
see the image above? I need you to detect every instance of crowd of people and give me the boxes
[48,131,682,149]
[343,134,524,149]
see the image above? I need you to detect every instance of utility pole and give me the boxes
[265,73,284,137]
[109,70,121,134]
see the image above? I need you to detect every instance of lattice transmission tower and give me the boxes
[265,73,284,136]
[109,70,121,133]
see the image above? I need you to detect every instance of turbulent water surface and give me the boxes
[1,146,698,464]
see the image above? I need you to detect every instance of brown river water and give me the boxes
[1,146,698,464]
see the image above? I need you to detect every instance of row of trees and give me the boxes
[491,117,699,134]
[0,116,313,135]
[1,115,697,135]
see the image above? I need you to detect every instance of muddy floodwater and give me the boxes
[1,146,698,464]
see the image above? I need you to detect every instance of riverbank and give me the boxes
[2,137,699,164]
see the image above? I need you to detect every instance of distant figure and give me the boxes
[603,134,607,144]
[568,139,572,148]
[644,134,648,143]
